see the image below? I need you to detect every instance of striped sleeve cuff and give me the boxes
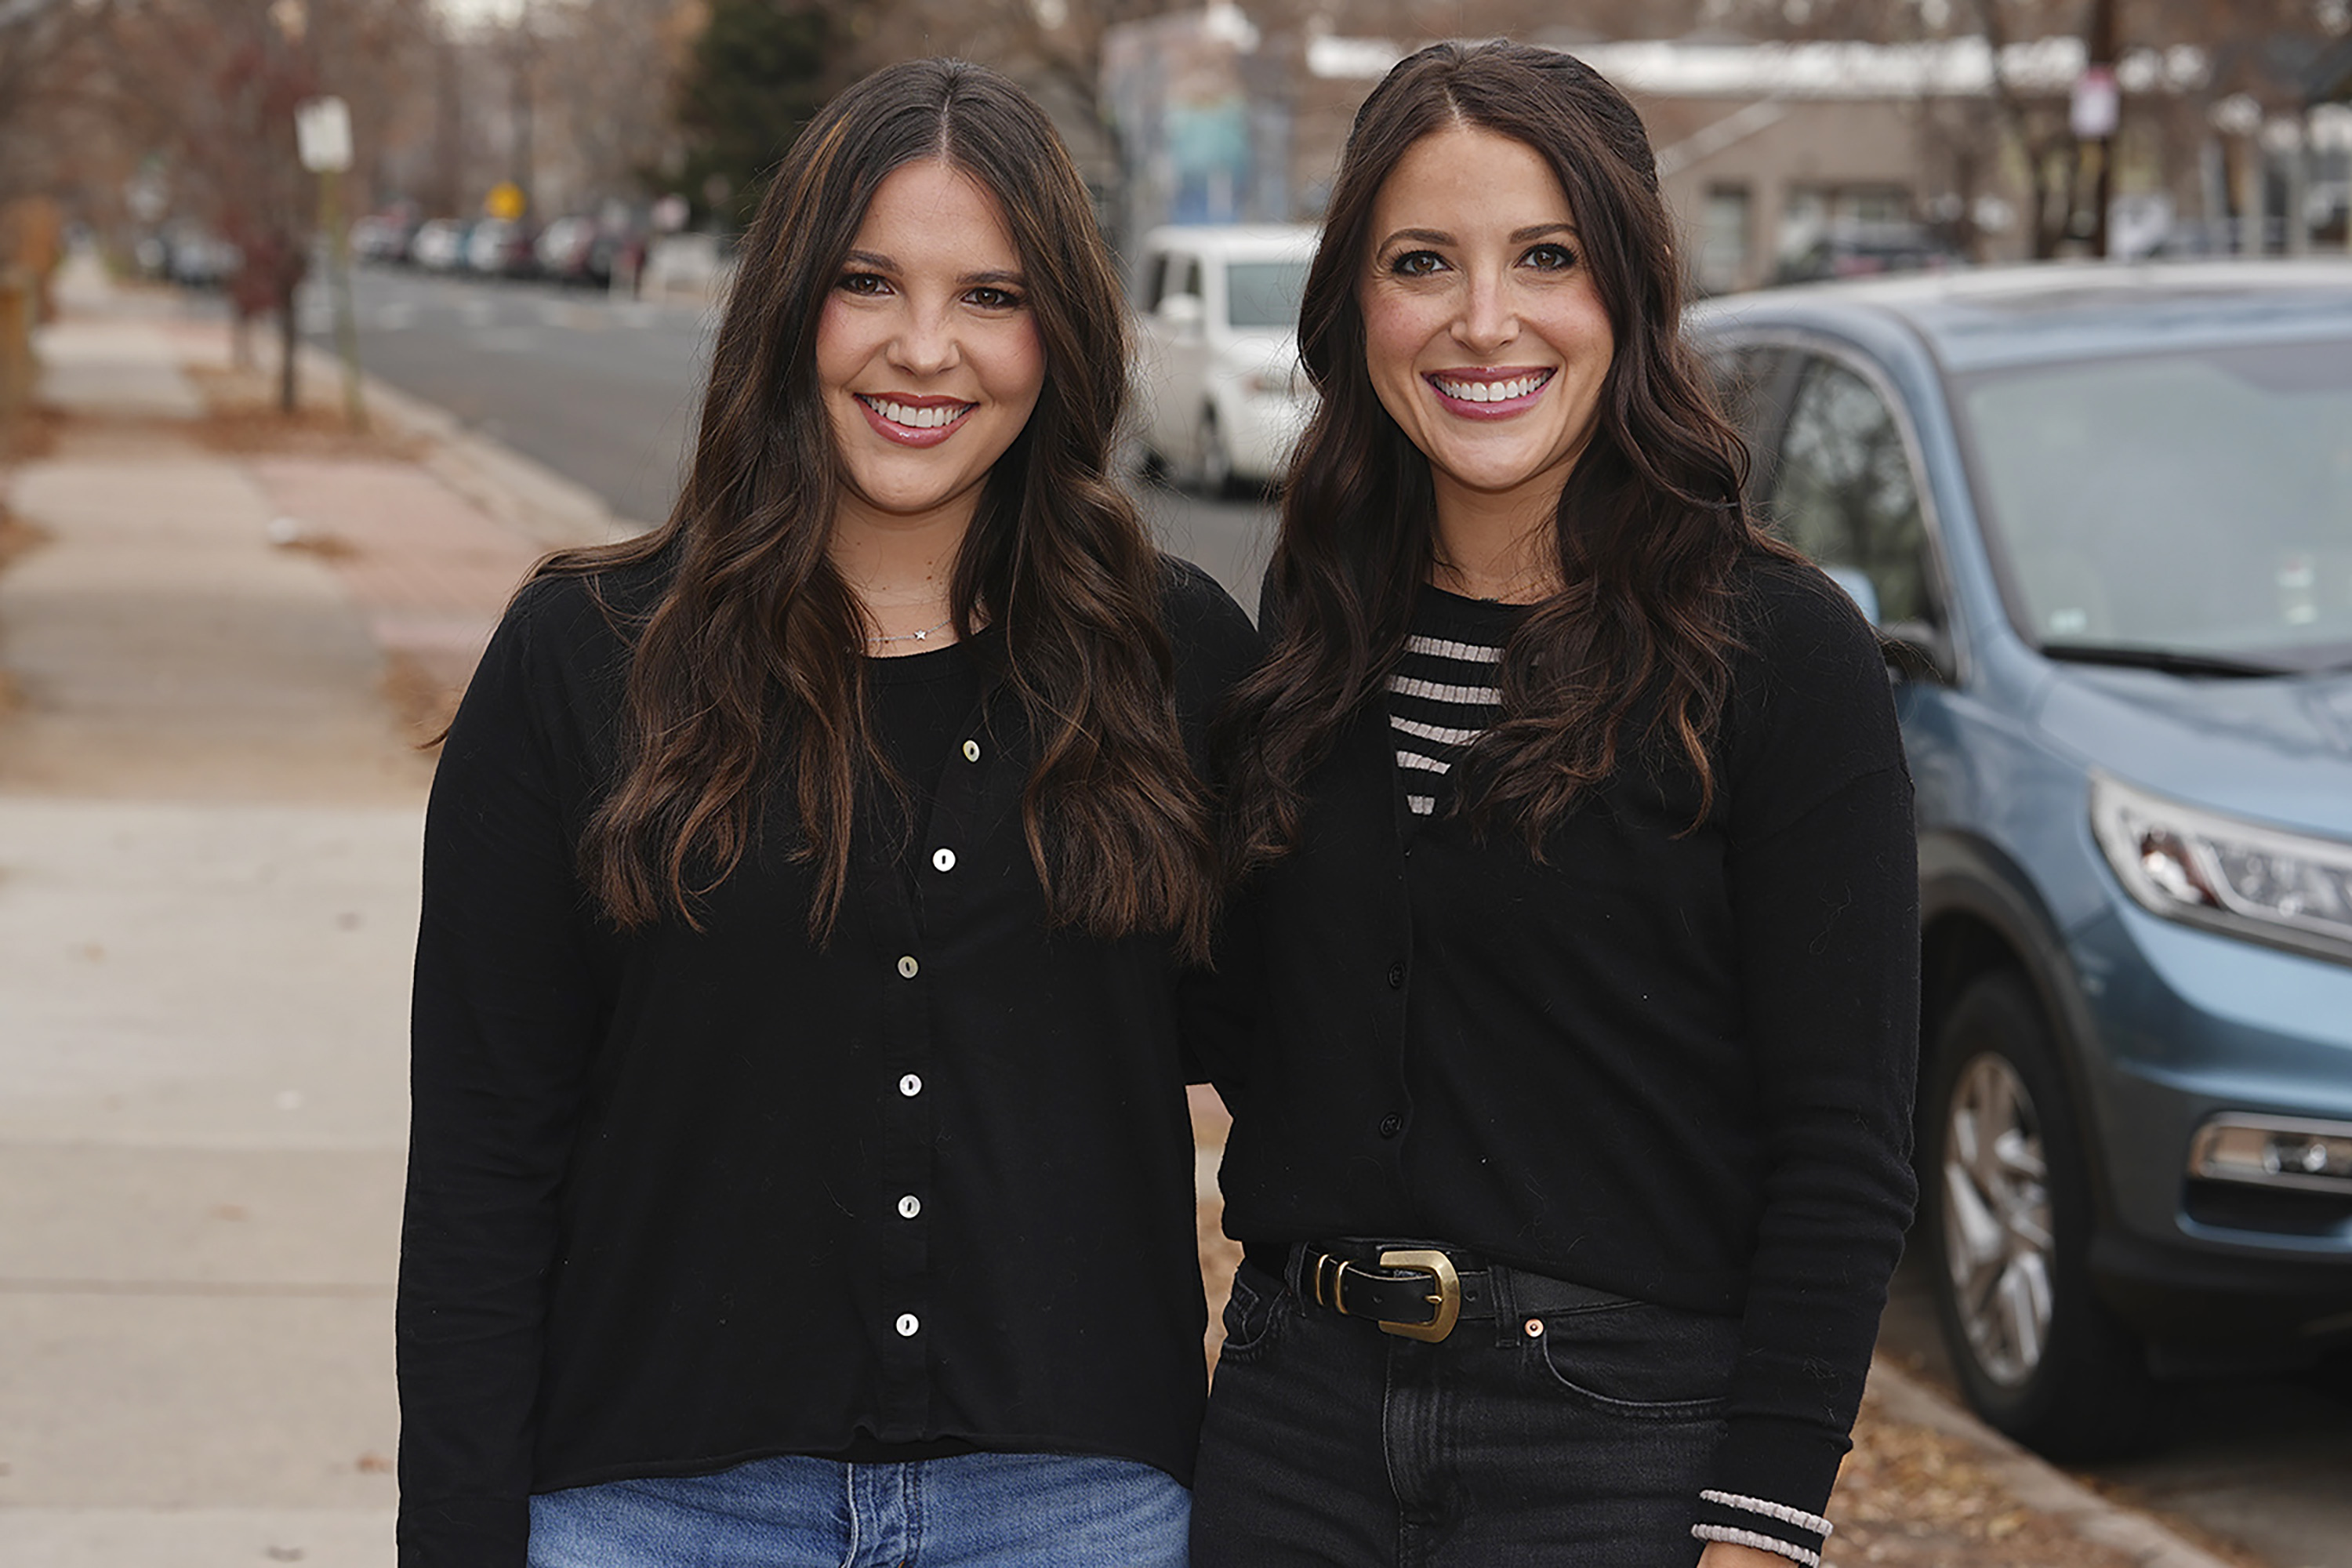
[1691,1489,1832,1566]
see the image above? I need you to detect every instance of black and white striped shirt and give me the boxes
[1385,587,1526,818]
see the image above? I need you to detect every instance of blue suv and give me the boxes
[1690,262,2352,1457]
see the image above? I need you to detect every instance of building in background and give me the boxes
[1104,14,2350,297]
[1102,2,1296,268]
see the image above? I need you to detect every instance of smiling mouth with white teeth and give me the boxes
[857,396,974,430]
[1428,369,1555,404]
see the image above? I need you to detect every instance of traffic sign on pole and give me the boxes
[295,96,353,173]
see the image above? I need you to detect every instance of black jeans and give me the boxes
[1190,1255,1738,1567]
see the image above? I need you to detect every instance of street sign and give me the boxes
[2071,67,2119,142]
[294,96,352,173]
[485,182,527,221]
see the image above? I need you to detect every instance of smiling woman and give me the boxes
[1359,126,1615,574]
[816,162,1044,581]
[1194,40,1918,1568]
[395,56,1258,1568]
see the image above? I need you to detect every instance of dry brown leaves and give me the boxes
[0,498,55,717]
[379,649,458,753]
[183,364,426,460]
[0,502,50,578]
[2,405,63,463]
[1824,1391,2142,1568]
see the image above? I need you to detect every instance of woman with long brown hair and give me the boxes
[397,59,1254,1568]
[1192,41,1917,1567]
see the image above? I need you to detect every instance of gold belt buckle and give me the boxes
[1374,1248,1461,1343]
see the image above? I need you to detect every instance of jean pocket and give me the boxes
[1529,1298,1737,1419]
[1215,1261,1288,1365]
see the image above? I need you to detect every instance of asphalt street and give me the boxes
[299,264,1279,607]
[292,263,2352,1568]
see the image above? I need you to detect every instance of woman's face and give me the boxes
[1359,125,1616,520]
[815,160,1046,536]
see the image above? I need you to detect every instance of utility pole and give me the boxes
[432,31,462,218]
[297,96,366,434]
[2078,0,2120,258]
[508,0,535,220]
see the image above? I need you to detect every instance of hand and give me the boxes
[1698,1543,1796,1568]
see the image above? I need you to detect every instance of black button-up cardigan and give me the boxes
[1200,555,1921,1527]
[397,555,1258,1566]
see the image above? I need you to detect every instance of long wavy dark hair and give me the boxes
[535,59,1214,952]
[1218,39,1792,876]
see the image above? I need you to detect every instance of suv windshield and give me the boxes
[1955,338,2352,673]
[1226,260,1308,330]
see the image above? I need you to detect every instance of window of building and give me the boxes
[1697,185,1753,294]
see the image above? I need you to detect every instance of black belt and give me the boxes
[1252,1240,1629,1345]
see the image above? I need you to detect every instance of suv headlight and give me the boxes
[2188,1113,2352,1192]
[2089,771,2352,966]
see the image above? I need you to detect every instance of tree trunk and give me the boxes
[277,281,298,414]
[2027,148,2057,259]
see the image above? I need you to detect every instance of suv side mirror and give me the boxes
[1824,565,1880,625]
[1882,620,1955,684]
[1158,292,1205,343]
[1825,566,1954,683]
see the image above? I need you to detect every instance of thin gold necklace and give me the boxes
[865,615,954,646]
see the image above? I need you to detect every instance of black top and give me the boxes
[1381,586,1520,827]
[865,637,985,923]
[1202,557,1918,1543]
[397,554,1259,1567]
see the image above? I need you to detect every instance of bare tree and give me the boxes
[1,0,116,211]
[1722,0,2349,256]
[78,0,437,404]
[530,0,691,216]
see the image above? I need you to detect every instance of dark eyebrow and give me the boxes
[841,250,1025,289]
[1374,223,1581,251]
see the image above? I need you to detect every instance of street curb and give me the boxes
[292,340,651,554]
[1864,1356,2238,1568]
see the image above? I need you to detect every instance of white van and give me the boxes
[1132,224,1319,494]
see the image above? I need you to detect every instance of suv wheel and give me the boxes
[1922,969,2159,1457]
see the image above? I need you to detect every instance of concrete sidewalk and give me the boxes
[0,252,2253,1568]
[0,255,613,1566]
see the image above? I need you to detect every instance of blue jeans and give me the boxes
[528,1449,1190,1568]
[1191,1257,1738,1567]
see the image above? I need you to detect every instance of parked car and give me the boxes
[1689,261,2352,1457]
[1132,223,1317,495]
[464,217,538,280]
[534,215,601,286]
[410,218,471,273]
[149,223,239,289]
[350,207,420,264]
